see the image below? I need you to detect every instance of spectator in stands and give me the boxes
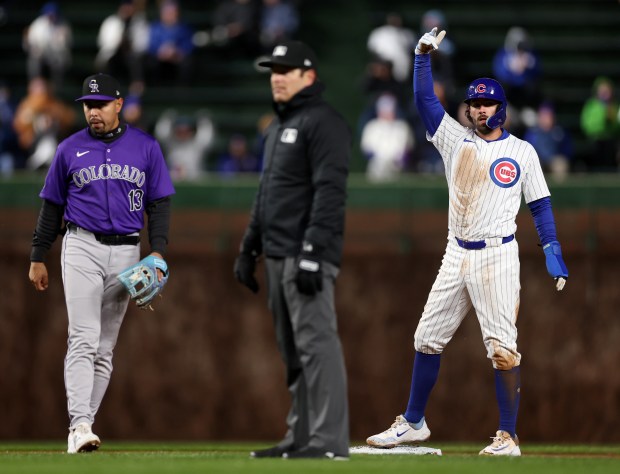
[121,94,148,131]
[367,12,416,85]
[0,81,21,176]
[146,0,195,86]
[358,57,410,139]
[259,0,300,53]
[361,92,414,182]
[493,26,542,136]
[252,111,275,165]
[217,133,261,177]
[209,0,260,58]
[154,108,215,181]
[95,0,150,95]
[361,57,407,103]
[580,76,620,172]
[23,2,72,92]
[12,77,75,170]
[524,102,573,180]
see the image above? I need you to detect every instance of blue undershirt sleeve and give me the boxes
[527,196,557,245]
[413,54,446,136]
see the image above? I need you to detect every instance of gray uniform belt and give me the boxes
[66,222,140,246]
[455,234,514,250]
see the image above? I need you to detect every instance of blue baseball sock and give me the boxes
[403,352,441,424]
[495,366,521,438]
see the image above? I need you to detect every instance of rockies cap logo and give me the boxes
[89,80,100,93]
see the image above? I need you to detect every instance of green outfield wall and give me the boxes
[2,173,620,210]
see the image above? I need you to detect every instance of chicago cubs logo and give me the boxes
[490,158,520,188]
[475,84,486,93]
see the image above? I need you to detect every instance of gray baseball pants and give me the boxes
[61,226,139,429]
[265,257,349,456]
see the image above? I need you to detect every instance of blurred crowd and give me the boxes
[0,0,297,179]
[1,2,620,180]
[358,11,620,182]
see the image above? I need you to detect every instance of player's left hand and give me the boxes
[295,242,323,296]
[150,252,166,282]
[117,255,169,310]
[415,27,446,55]
[543,241,568,291]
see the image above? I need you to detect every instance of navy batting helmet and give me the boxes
[464,78,507,129]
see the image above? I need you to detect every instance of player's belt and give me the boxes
[455,234,514,250]
[66,222,140,246]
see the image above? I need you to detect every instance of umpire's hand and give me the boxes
[234,252,259,293]
[295,254,323,296]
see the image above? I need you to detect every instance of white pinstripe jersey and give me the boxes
[430,113,550,241]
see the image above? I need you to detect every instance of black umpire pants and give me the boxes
[265,257,349,455]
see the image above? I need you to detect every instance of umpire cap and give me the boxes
[76,73,122,102]
[257,40,318,70]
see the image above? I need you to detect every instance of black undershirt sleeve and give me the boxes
[30,199,65,262]
[146,196,171,256]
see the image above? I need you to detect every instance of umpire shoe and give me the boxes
[250,445,293,458]
[479,430,521,456]
[282,446,349,460]
[366,415,431,448]
[68,422,101,454]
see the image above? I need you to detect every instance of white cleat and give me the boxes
[479,430,521,456]
[67,432,76,454]
[366,415,431,448]
[67,422,101,454]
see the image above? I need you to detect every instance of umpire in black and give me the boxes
[234,40,351,460]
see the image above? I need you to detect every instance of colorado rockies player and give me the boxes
[366,28,568,456]
[28,73,175,453]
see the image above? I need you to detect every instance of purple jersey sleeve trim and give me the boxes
[413,54,445,136]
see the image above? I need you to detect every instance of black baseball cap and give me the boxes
[257,40,318,70]
[76,73,122,102]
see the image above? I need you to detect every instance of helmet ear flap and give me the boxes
[486,102,507,129]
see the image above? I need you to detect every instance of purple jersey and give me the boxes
[40,125,175,234]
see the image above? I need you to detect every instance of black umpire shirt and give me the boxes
[243,81,351,267]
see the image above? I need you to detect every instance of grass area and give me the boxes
[1,442,619,474]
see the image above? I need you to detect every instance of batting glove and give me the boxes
[543,241,568,291]
[415,27,446,55]
[295,241,323,296]
[234,250,260,293]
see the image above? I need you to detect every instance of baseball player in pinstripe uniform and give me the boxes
[366,29,568,456]
[28,73,175,453]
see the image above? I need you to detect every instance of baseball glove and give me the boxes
[117,255,169,310]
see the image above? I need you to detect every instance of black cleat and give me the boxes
[250,445,293,458]
[282,446,349,460]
